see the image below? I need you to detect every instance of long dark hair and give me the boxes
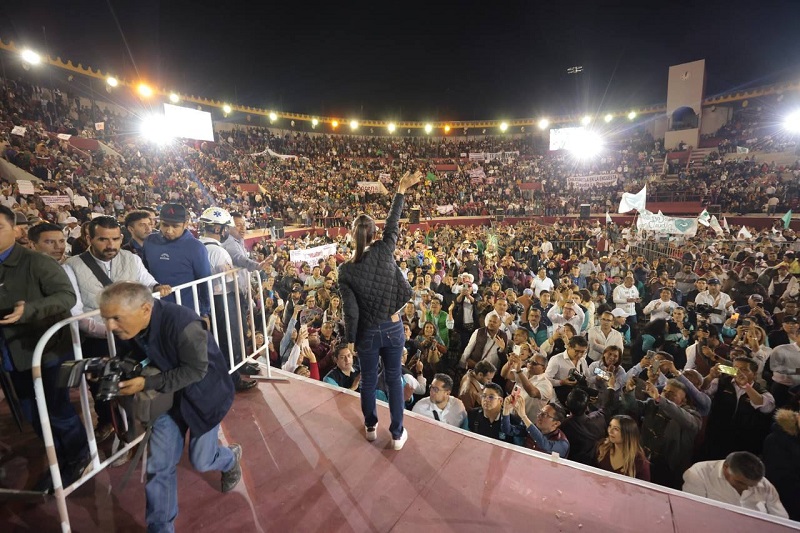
[350,214,376,263]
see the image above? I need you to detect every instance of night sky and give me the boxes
[1,0,799,121]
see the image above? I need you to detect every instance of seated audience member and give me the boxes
[595,415,651,481]
[611,308,632,346]
[643,288,679,322]
[503,352,555,422]
[412,373,468,428]
[622,377,701,488]
[545,336,590,405]
[587,346,627,391]
[466,383,511,442]
[560,388,608,466]
[702,357,776,459]
[586,310,624,363]
[458,360,497,410]
[767,334,800,408]
[520,306,549,347]
[682,452,788,518]
[323,344,361,391]
[547,299,585,334]
[501,396,569,458]
[685,324,730,374]
[539,322,577,357]
[768,314,798,348]
[762,407,800,521]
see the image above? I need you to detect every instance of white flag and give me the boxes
[722,217,730,232]
[618,185,647,213]
[94,122,105,131]
[11,125,26,136]
[709,216,724,236]
[605,212,612,224]
[737,226,753,240]
[697,209,711,227]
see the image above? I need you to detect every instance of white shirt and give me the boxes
[693,290,731,324]
[643,298,678,322]
[768,343,800,386]
[516,371,554,421]
[682,461,788,518]
[547,304,585,333]
[199,236,235,295]
[485,310,517,336]
[612,284,639,316]
[586,326,624,362]
[545,351,589,387]
[704,379,776,413]
[412,396,467,428]
[531,275,554,297]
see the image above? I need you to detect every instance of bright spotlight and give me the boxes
[538,118,550,130]
[581,115,592,126]
[568,130,603,159]
[331,120,339,128]
[269,112,278,122]
[222,104,232,114]
[169,93,179,103]
[424,124,433,134]
[628,111,637,120]
[499,122,508,132]
[387,122,396,133]
[21,49,41,65]
[137,83,153,98]
[311,118,319,127]
[106,76,119,88]
[604,114,613,123]
[350,120,359,130]
[785,111,800,133]
[140,115,173,145]
[444,125,451,133]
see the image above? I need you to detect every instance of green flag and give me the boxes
[782,210,793,228]
[426,172,437,182]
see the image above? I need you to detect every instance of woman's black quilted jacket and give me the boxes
[338,193,414,343]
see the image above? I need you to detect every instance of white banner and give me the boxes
[636,209,698,237]
[16,179,35,195]
[566,173,620,189]
[468,152,485,161]
[249,147,298,160]
[436,204,456,215]
[467,168,486,179]
[57,133,72,141]
[737,146,750,154]
[485,152,502,162]
[94,122,105,131]
[11,126,26,137]
[357,181,388,194]
[289,244,337,267]
[41,195,72,206]
[378,172,392,183]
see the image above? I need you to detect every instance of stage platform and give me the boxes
[1,372,798,532]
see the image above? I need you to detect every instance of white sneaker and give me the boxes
[365,424,378,442]
[392,428,408,451]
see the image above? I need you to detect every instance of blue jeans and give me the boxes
[356,318,405,439]
[146,413,235,533]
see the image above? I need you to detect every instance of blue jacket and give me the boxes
[134,299,234,435]
[143,230,212,316]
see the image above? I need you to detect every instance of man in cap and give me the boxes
[733,294,773,331]
[611,308,632,346]
[63,216,81,248]
[13,211,30,247]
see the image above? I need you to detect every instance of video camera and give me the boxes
[58,357,143,401]
[694,303,722,318]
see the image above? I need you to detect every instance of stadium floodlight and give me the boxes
[137,83,153,98]
[387,122,396,133]
[444,125,451,133]
[424,123,433,134]
[538,118,550,130]
[350,120,359,130]
[785,111,800,133]
[106,77,119,88]
[169,93,179,103]
[604,114,613,123]
[499,122,509,132]
[569,130,603,159]
[269,111,278,122]
[222,104,232,114]
[21,49,41,65]
[581,115,592,126]
[140,114,173,145]
[311,118,319,128]
[331,120,339,128]
[628,111,637,120]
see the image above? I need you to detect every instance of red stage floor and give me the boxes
[1,372,798,532]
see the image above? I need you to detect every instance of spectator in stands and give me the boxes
[412,373,468,428]
[586,310,624,363]
[762,407,800,520]
[613,275,640,326]
[767,334,800,408]
[643,288,679,322]
[683,452,788,518]
[694,278,733,326]
[503,352,554,422]
[323,344,361,391]
[460,313,508,371]
[458,360,496,410]
[547,298,585,334]
[29,222,67,263]
[611,308,632,345]
[466,382,510,442]
[545,335,590,405]
[560,388,607,466]
[122,210,152,258]
[502,396,569,458]
[520,306,549,347]
[595,415,651,481]
[587,346,627,391]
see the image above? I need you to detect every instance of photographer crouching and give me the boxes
[97,281,242,533]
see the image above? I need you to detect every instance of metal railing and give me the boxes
[28,268,286,532]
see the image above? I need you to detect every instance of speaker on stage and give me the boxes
[495,208,504,222]
[409,207,420,224]
[580,204,591,220]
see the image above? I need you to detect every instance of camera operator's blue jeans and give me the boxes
[146,413,235,533]
[356,318,405,439]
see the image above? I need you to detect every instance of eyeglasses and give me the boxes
[480,394,501,401]
[527,361,544,367]
[430,386,449,394]
[537,410,555,420]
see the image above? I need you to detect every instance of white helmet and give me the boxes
[199,207,233,226]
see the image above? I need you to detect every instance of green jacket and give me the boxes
[1,245,76,371]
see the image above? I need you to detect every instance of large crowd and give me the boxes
[1,73,800,523]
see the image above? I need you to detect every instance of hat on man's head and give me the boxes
[460,273,474,283]
[160,203,187,223]
[291,283,303,292]
[707,278,721,285]
[14,212,28,225]
[611,308,628,318]
[750,294,764,303]
[65,216,78,224]
[783,315,798,324]
[523,288,534,297]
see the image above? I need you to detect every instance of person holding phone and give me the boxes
[338,171,422,451]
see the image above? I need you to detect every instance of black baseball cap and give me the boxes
[292,283,303,292]
[707,278,721,285]
[783,316,798,324]
[160,204,187,223]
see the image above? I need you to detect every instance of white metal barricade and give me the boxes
[28,268,286,532]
